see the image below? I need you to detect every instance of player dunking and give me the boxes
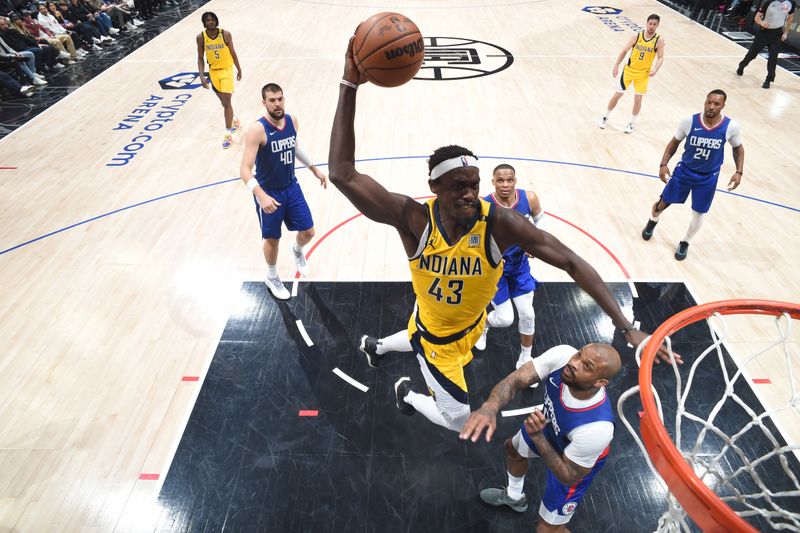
[641,89,744,260]
[196,11,242,149]
[330,37,676,434]
[240,83,327,300]
[474,164,544,377]
[461,344,621,532]
[598,14,665,134]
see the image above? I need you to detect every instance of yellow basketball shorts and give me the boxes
[209,67,234,94]
[617,67,649,95]
[407,312,486,396]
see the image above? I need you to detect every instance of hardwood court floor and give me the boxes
[0,0,798,531]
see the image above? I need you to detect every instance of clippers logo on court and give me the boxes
[582,6,622,15]
[582,7,643,32]
[415,37,513,81]
[158,72,207,90]
[562,502,578,515]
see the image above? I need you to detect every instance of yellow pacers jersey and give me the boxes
[409,199,502,338]
[626,31,659,75]
[204,29,233,70]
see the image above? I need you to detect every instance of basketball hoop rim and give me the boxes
[638,299,800,533]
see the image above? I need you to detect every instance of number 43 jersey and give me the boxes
[409,199,503,338]
[677,113,742,175]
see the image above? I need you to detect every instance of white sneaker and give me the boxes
[293,246,308,277]
[475,326,488,351]
[624,123,635,134]
[133,18,144,25]
[108,27,120,35]
[265,276,290,300]
[516,356,539,388]
[92,43,103,51]
[58,51,70,59]
[20,84,34,93]
[126,22,137,30]
[32,78,47,86]
[598,116,608,129]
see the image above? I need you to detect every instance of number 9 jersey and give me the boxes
[409,199,503,339]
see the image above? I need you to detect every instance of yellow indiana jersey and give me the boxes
[626,31,659,75]
[203,29,233,70]
[409,199,503,338]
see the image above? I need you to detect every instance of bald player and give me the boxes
[461,343,622,532]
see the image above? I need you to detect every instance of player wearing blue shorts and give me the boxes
[460,344,621,532]
[475,164,545,373]
[641,89,745,260]
[240,83,327,300]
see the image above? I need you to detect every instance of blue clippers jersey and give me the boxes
[255,115,297,189]
[541,367,615,455]
[679,114,729,175]
[484,190,531,271]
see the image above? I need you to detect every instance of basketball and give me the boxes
[352,12,424,88]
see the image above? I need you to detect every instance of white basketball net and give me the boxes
[619,310,800,532]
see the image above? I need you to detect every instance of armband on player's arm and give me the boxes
[532,211,546,230]
[295,145,314,168]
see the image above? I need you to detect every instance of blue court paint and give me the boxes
[1,156,796,257]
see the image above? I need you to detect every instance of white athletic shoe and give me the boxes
[265,276,290,300]
[598,116,608,129]
[32,77,47,86]
[516,355,539,388]
[293,246,308,277]
[475,326,488,351]
[624,123,635,134]
[108,27,120,35]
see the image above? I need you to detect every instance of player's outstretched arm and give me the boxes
[459,362,538,443]
[494,210,682,365]
[328,37,426,236]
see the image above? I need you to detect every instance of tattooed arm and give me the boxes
[459,360,540,443]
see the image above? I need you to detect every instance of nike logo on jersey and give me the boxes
[693,127,703,131]
[269,131,277,136]
[549,377,557,387]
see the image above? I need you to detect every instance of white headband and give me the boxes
[429,155,479,180]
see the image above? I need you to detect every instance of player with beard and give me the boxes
[240,83,327,300]
[641,89,744,260]
[460,343,621,532]
[329,38,677,434]
[196,11,242,149]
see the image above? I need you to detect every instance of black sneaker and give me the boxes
[642,219,658,241]
[736,65,744,76]
[359,335,383,368]
[675,241,689,261]
[394,377,415,416]
[762,79,770,89]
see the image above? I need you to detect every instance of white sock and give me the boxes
[630,114,638,124]
[519,345,532,361]
[650,214,659,222]
[267,264,278,279]
[377,329,412,355]
[507,472,525,500]
[293,241,304,255]
[604,108,612,118]
[683,210,705,242]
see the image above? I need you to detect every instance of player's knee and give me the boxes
[517,308,535,336]
[443,403,470,432]
[489,309,513,329]
[504,437,521,459]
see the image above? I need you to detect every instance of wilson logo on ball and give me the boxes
[385,38,424,60]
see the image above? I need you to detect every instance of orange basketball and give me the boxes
[352,12,424,88]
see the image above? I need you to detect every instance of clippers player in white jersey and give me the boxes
[641,89,745,260]
[461,343,621,532]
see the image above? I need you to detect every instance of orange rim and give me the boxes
[639,299,800,533]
